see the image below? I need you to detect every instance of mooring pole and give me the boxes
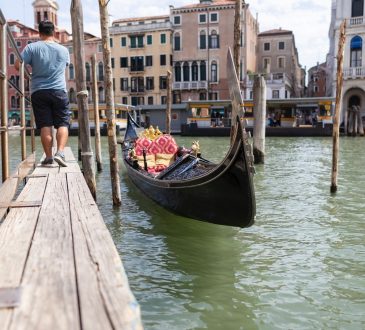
[253,75,266,164]
[233,0,241,79]
[98,0,121,206]
[19,62,27,160]
[166,70,172,134]
[71,0,96,199]
[91,54,103,171]
[331,20,346,193]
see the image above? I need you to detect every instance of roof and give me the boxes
[113,15,169,25]
[258,29,292,37]
[174,0,235,10]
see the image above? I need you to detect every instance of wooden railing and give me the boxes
[0,9,36,183]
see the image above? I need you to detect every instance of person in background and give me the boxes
[15,20,70,167]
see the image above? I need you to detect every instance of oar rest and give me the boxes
[133,135,178,173]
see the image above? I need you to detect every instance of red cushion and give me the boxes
[153,135,178,154]
[135,137,153,156]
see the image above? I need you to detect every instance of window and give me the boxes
[314,86,318,93]
[209,30,219,49]
[148,96,153,105]
[173,92,181,104]
[69,64,74,80]
[130,35,144,48]
[85,63,91,81]
[122,97,128,104]
[111,57,115,68]
[160,54,166,66]
[200,61,207,81]
[210,13,218,22]
[263,58,270,69]
[11,96,16,108]
[278,41,285,50]
[200,31,206,49]
[69,88,76,103]
[199,92,207,100]
[68,46,73,54]
[121,37,126,47]
[98,43,102,52]
[146,56,153,66]
[174,33,181,51]
[350,36,362,67]
[183,62,190,81]
[272,90,280,99]
[9,53,15,65]
[110,38,113,48]
[199,14,206,23]
[161,96,167,104]
[264,42,270,51]
[147,35,152,45]
[131,56,144,71]
[120,57,128,68]
[174,16,181,25]
[159,76,167,89]
[120,78,128,91]
[352,0,364,17]
[192,61,198,81]
[209,92,218,100]
[98,62,104,81]
[175,62,181,82]
[278,57,285,68]
[249,91,253,99]
[211,61,218,82]
[131,77,144,92]
[16,41,21,47]
[160,33,166,44]
[146,77,154,90]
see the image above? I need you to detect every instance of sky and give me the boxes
[1,0,332,70]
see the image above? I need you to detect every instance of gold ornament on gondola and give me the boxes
[140,125,163,140]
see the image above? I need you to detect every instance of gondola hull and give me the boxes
[122,115,256,228]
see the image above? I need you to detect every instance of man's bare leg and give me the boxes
[40,126,53,158]
[56,126,68,152]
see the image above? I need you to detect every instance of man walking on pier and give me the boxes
[15,20,70,167]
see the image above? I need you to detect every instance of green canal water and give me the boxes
[5,134,365,330]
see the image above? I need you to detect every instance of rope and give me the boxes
[81,151,94,156]
[77,90,89,97]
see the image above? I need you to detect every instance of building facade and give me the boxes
[307,62,327,97]
[109,15,173,107]
[327,0,365,121]
[255,29,304,99]
[170,0,258,102]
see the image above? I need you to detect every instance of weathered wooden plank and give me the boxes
[9,173,80,330]
[58,147,81,173]
[0,176,47,328]
[67,172,142,329]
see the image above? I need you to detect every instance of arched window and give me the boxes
[69,64,74,80]
[11,96,16,108]
[211,61,218,82]
[350,36,362,67]
[352,0,364,17]
[175,62,181,82]
[209,30,219,49]
[174,32,181,51]
[192,61,198,81]
[69,88,76,103]
[200,30,206,49]
[200,61,207,81]
[99,87,104,103]
[98,62,104,81]
[85,62,91,81]
[183,62,190,81]
[9,53,15,65]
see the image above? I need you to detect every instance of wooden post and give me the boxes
[233,0,241,78]
[19,62,26,160]
[331,20,346,193]
[253,75,266,164]
[0,21,9,181]
[98,0,122,206]
[166,70,172,134]
[91,54,103,171]
[71,0,96,199]
[357,105,364,136]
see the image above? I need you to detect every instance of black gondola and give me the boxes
[120,49,256,227]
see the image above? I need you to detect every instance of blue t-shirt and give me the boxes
[21,41,70,94]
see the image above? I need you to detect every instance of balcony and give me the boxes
[343,67,365,79]
[245,73,291,87]
[173,81,208,90]
[348,16,365,26]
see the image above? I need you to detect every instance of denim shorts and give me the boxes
[31,89,71,129]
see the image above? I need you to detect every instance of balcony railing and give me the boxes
[348,16,364,26]
[343,67,365,79]
[173,81,208,90]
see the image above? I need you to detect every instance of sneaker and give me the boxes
[54,151,67,167]
[41,157,54,165]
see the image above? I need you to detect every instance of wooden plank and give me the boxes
[59,147,81,173]
[67,172,142,329]
[9,173,80,330]
[0,176,47,328]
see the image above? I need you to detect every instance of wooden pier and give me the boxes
[0,148,142,330]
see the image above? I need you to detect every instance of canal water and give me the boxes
[5,134,365,330]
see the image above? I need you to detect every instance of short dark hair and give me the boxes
[38,21,54,36]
